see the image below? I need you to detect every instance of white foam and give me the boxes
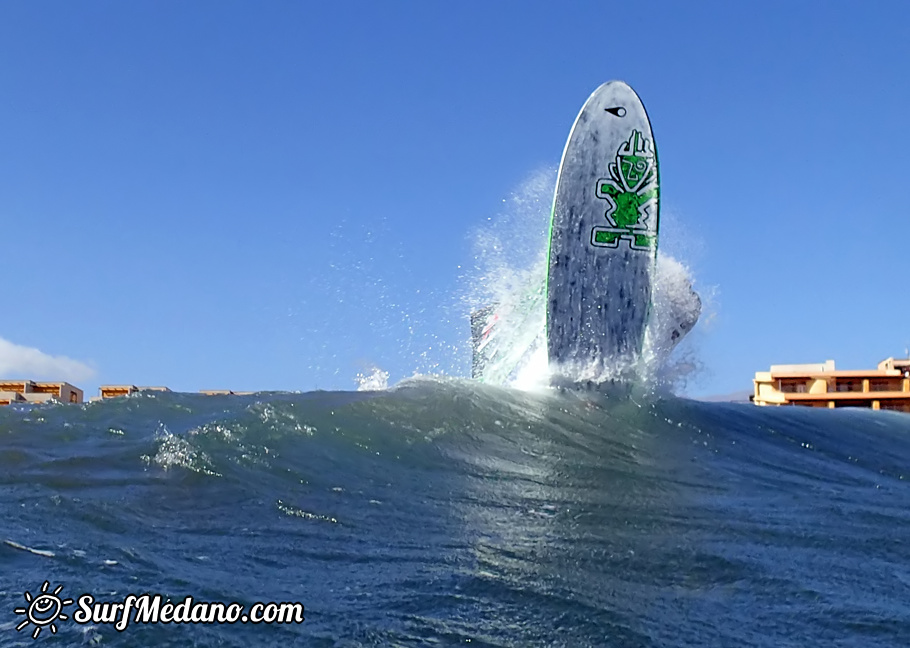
[355,367,390,391]
[4,539,55,557]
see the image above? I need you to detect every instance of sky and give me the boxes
[1,1,908,397]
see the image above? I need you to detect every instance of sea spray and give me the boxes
[466,169,704,391]
[355,367,390,391]
[463,169,553,388]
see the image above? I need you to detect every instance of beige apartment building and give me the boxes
[90,385,172,401]
[0,380,84,405]
[754,357,910,412]
[94,386,252,400]
[0,381,258,405]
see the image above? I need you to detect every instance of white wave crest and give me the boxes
[355,367,390,391]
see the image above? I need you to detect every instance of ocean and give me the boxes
[2,379,910,647]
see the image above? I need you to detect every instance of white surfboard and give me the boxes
[547,81,659,380]
[470,82,699,386]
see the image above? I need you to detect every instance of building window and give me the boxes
[870,379,902,392]
[779,380,808,393]
[836,380,863,392]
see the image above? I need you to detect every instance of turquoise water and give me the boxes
[2,379,910,646]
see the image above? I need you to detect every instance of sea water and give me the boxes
[2,382,910,646]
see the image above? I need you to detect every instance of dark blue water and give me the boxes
[2,378,910,646]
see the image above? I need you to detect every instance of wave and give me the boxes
[2,381,910,646]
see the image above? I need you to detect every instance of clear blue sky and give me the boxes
[1,1,908,396]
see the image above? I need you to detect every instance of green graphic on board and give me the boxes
[591,129,658,250]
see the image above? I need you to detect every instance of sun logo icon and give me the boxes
[14,581,73,639]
